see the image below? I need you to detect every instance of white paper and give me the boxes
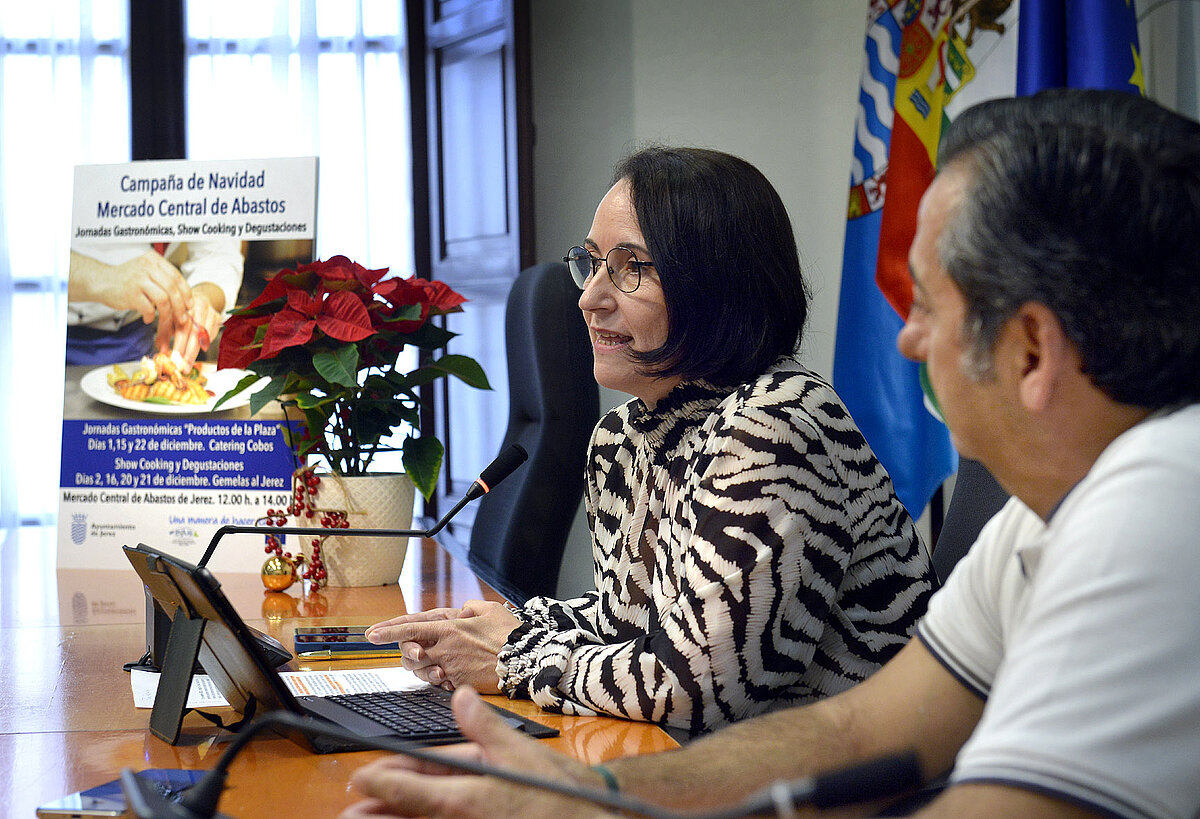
[131,666,427,709]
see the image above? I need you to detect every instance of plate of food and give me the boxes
[79,352,269,414]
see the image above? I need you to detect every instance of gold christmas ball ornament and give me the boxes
[261,554,297,591]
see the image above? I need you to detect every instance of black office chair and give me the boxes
[931,457,1009,584]
[465,262,600,605]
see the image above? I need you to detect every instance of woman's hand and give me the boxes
[365,601,521,694]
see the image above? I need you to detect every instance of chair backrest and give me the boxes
[932,457,1009,584]
[466,262,600,604]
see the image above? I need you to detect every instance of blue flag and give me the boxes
[834,0,1142,519]
[834,4,958,519]
[1017,0,1144,94]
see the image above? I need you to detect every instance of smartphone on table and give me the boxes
[36,769,203,818]
[293,625,399,652]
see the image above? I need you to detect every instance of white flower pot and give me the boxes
[298,472,415,586]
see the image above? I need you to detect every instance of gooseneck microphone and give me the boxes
[750,752,922,815]
[196,443,529,567]
[120,709,921,819]
[466,441,529,500]
[128,445,528,675]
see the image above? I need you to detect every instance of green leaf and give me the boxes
[395,404,422,428]
[362,373,404,399]
[295,390,340,410]
[278,418,303,452]
[213,373,264,411]
[403,321,458,350]
[390,303,423,321]
[313,343,359,388]
[249,377,286,417]
[355,392,420,430]
[299,406,330,458]
[427,354,491,390]
[246,352,303,380]
[402,435,444,500]
[401,367,442,389]
[226,296,286,320]
[380,372,425,405]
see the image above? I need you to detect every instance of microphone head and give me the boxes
[476,443,528,492]
[809,751,922,808]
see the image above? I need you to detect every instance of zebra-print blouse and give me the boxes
[496,358,935,735]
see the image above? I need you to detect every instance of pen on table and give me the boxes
[297,649,408,660]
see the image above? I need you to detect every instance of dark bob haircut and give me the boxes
[611,146,809,387]
[938,88,1200,408]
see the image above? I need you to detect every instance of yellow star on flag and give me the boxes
[1129,44,1146,95]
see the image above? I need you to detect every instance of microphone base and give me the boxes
[120,768,234,819]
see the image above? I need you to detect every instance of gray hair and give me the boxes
[934,89,1200,407]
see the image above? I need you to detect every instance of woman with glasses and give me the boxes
[365,147,935,736]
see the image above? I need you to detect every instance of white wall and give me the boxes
[531,0,866,378]
[1139,1,1200,121]
[529,1,870,596]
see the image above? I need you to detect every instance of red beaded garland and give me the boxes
[256,466,335,590]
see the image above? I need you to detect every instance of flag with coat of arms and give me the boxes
[833,0,1144,518]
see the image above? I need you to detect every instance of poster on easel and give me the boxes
[58,156,317,574]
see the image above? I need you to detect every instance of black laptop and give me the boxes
[123,543,557,753]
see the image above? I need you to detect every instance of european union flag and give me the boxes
[1018,0,1145,95]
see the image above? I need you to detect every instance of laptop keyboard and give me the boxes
[325,689,462,740]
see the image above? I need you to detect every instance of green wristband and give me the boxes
[591,763,620,793]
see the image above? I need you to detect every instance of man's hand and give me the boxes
[365,601,521,693]
[340,687,612,819]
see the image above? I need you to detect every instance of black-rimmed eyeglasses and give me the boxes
[563,245,654,293]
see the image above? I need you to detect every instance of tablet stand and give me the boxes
[148,606,206,745]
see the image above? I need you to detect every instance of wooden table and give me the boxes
[0,529,676,816]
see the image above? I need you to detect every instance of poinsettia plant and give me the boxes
[215,255,489,499]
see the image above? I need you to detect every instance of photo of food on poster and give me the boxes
[59,157,317,573]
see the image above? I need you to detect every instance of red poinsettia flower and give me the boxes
[216,312,270,370]
[215,255,489,499]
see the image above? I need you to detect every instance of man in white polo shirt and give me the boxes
[340,89,1200,819]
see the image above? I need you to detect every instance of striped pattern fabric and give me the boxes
[497,358,934,735]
